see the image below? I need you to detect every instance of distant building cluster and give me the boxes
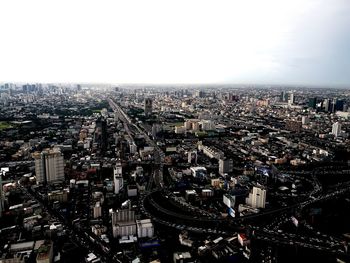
[0,83,349,262]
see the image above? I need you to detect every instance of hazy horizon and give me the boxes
[3,82,350,90]
[1,0,349,86]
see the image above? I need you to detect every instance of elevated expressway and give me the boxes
[109,97,350,258]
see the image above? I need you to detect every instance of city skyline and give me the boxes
[1,83,350,262]
[1,0,350,86]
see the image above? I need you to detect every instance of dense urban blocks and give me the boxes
[0,84,350,262]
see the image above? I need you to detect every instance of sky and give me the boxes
[0,0,349,86]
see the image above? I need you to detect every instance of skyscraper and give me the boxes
[33,148,65,184]
[114,162,123,194]
[280,91,285,102]
[332,122,342,137]
[95,117,108,152]
[144,98,153,117]
[323,99,331,112]
[288,93,295,105]
[335,99,345,112]
[308,97,317,109]
[194,90,205,98]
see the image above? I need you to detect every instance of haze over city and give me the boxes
[1,0,350,86]
[2,1,350,263]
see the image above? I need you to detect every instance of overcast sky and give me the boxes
[0,0,349,86]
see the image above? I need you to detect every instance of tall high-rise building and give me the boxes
[219,158,234,175]
[280,91,288,102]
[246,186,266,209]
[144,98,153,116]
[95,117,108,152]
[308,97,317,109]
[323,98,331,112]
[114,162,123,194]
[194,90,205,98]
[335,99,345,112]
[33,148,65,184]
[280,91,284,102]
[332,122,342,137]
[288,93,295,105]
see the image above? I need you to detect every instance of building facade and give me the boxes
[144,98,153,116]
[33,148,64,184]
[246,186,266,209]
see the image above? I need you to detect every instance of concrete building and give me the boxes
[175,126,186,134]
[129,143,137,154]
[301,116,309,125]
[127,185,138,197]
[187,151,197,164]
[33,148,64,184]
[332,122,342,137]
[324,98,331,112]
[91,225,107,236]
[246,186,266,209]
[114,162,123,194]
[136,219,154,238]
[93,202,102,218]
[144,98,153,116]
[184,119,200,132]
[202,145,224,160]
[199,120,215,131]
[288,92,295,105]
[219,158,233,175]
[112,209,135,223]
[10,241,35,253]
[280,91,287,102]
[113,222,137,237]
[194,90,205,98]
[112,209,137,238]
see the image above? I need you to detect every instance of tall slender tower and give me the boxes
[144,98,153,117]
[114,162,123,194]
